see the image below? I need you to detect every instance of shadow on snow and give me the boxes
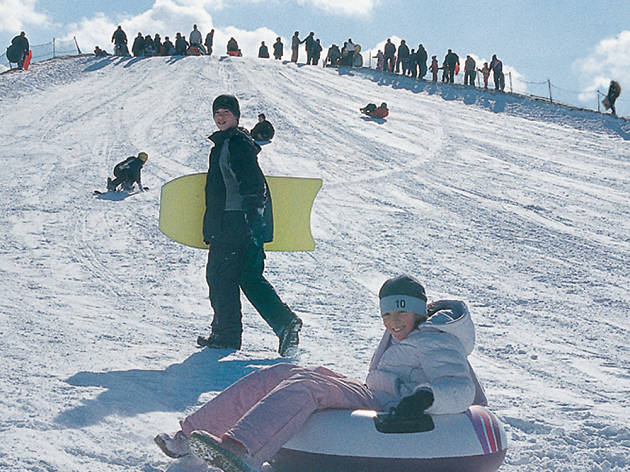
[55,349,283,429]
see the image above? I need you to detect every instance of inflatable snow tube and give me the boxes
[6,44,21,63]
[272,405,507,472]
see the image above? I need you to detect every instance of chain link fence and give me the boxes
[2,37,81,68]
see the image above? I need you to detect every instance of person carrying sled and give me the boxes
[196,94,302,356]
[360,102,389,119]
[384,38,396,72]
[250,113,275,142]
[155,274,485,472]
[604,80,621,116]
[9,32,29,69]
[106,152,148,192]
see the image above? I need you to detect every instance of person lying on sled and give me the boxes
[155,274,485,471]
[360,102,389,118]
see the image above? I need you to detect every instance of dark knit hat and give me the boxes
[379,274,427,316]
[212,94,240,119]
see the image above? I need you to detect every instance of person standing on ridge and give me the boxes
[290,31,301,62]
[273,37,283,60]
[205,29,214,56]
[198,94,302,356]
[111,26,128,56]
[604,80,621,116]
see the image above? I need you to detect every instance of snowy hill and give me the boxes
[0,55,629,472]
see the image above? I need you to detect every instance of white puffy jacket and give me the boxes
[365,300,476,414]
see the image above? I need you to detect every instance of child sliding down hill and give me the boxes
[360,102,389,119]
[106,152,148,192]
[155,274,486,471]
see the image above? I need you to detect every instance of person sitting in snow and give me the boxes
[250,113,275,142]
[360,102,389,119]
[154,274,486,471]
[93,46,108,57]
[227,37,241,56]
[106,152,148,192]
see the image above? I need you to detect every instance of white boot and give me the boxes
[154,431,190,458]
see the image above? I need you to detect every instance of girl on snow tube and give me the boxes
[155,274,499,472]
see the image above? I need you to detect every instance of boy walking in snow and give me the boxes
[198,94,302,356]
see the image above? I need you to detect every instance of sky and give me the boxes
[1,0,629,116]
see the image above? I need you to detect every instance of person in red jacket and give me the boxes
[360,102,389,119]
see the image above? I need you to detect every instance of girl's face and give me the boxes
[382,311,421,341]
[214,109,238,131]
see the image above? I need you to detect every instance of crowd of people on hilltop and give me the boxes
[108,24,215,57]
[5,23,614,116]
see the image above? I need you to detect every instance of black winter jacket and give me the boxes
[203,127,273,244]
[114,156,144,186]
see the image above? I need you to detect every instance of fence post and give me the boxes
[509,72,513,93]
[53,38,56,58]
[597,90,601,112]
[547,79,553,103]
[74,36,82,55]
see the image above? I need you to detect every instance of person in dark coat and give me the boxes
[107,152,148,192]
[199,94,302,356]
[489,54,505,91]
[290,31,301,62]
[396,40,410,74]
[416,44,428,78]
[163,37,175,55]
[205,29,214,56]
[325,44,341,67]
[383,38,396,72]
[250,113,275,142]
[111,26,128,56]
[303,32,315,64]
[93,46,109,57]
[272,37,283,60]
[131,32,145,57]
[144,35,155,56]
[311,39,323,66]
[10,32,29,69]
[226,37,240,55]
[605,80,621,116]
[444,49,459,83]
[153,34,163,55]
[258,41,270,58]
[175,33,189,55]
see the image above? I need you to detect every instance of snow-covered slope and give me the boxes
[1,55,629,472]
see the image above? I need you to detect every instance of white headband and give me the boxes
[380,295,427,316]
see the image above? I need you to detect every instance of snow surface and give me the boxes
[1,55,629,472]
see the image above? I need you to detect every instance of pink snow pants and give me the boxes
[180,363,381,467]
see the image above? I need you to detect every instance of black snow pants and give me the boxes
[206,211,295,344]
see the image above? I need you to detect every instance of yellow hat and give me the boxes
[138,152,148,162]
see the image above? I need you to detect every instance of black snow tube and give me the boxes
[6,44,21,63]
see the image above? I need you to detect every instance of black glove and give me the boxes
[394,388,434,419]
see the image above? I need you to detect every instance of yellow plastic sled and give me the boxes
[159,173,322,251]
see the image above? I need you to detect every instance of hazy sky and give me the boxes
[1,0,629,115]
